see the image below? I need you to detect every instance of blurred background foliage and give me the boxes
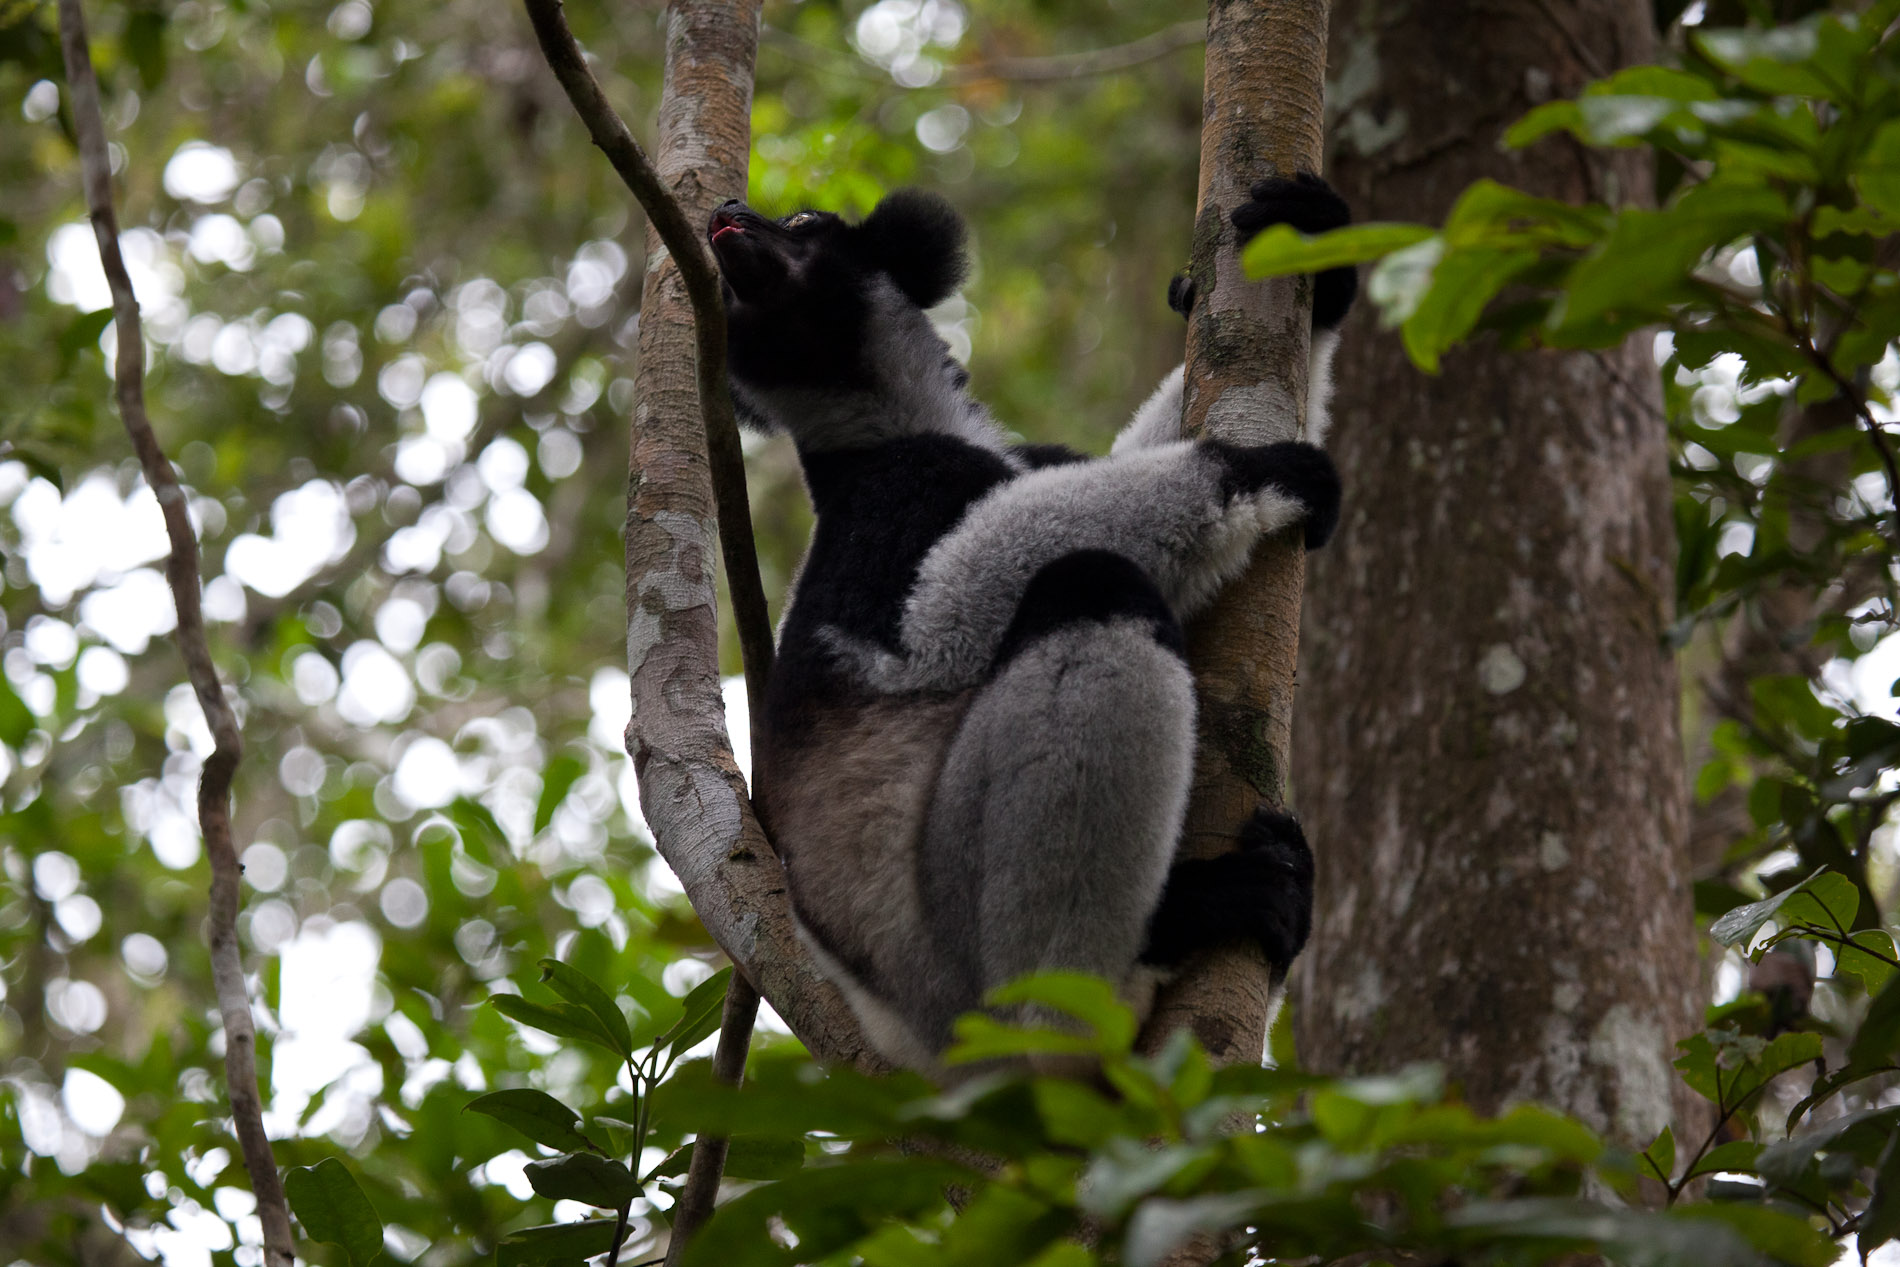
[0,0,1215,1260]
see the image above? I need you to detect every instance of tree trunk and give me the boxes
[1140,0,1332,1071]
[1291,0,1700,1143]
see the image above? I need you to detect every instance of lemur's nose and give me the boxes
[717,199,742,211]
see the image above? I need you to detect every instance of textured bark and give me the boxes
[1141,0,1331,1068]
[1291,0,1700,1144]
[58,3,294,1261]
[624,0,873,1066]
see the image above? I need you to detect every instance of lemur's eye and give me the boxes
[784,211,820,229]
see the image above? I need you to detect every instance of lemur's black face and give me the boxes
[708,192,967,407]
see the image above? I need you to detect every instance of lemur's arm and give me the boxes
[853,438,1337,692]
[1114,174,1356,455]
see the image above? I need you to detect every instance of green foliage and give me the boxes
[284,1158,386,1266]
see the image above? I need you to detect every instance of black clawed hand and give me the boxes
[1167,173,1357,329]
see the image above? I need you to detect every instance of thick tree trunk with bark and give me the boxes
[1291,0,1700,1142]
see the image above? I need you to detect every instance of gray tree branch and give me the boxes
[522,1,878,1256]
[55,2,295,1263]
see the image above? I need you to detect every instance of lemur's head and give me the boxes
[708,191,971,448]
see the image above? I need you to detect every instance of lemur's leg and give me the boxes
[1121,174,1358,455]
[915,552,1194,1045]
[872,439,1338,692]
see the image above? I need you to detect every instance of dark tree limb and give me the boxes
[55,3,295,1264]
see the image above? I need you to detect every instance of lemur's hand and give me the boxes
[1205,440,1340,550]
[1168,173,1357,330]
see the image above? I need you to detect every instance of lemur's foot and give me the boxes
[1140,806,1316,972]
[1169,172,1358,330]
[1204,440,1341,550]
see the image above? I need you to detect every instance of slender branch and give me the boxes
[663,972,762,1266]
[55,3,294,1264]
[759,19,1204,86]
[522,0,774,707]
[1793,333,1900,536]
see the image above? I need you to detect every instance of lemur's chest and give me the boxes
[758,434,1012,751]
[785,435,1013,653]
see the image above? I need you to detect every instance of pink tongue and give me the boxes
[712,225,742,244]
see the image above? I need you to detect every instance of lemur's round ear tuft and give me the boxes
[858,190,968,308]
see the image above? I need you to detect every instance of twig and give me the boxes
[662,971,762,1266]
[522,0,774,707]
[55,3,295,1265]
[759,19,1204,86]
[522,3,776,1259]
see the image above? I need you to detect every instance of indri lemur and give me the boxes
[709,176,1356,1070]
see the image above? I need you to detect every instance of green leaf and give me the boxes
[717,1134,806,1181]
[1709,867,1824,948]
[982,972,1137,1052]
[1851,974,1900,1068]
[1862,1132,1900,1260]
[496,1219,619,1267]
[488,993,623,1055]
[1858,120,1900,220]
[1400,245,1539,371]
[681,1159,966,1267]
[1643,1124,1676,1183]
[124,6,169,91]
[538,959,633,1058]
[0,677,35,747]
[1684,1138,1762,1181]
[1367,236,1446,325]
[464,1089,599,1154]
[1555,179,1788,333]
[1835,930,1898,994]
[1125,1192,1264,1267]
[533,753,586,836]
[283,1159,383,1267]
[931,1185,1072,1267]
[58,309,114,368]
[524,1154,639,1208]
[1241,221,1434,278]
[657,966,733,1063]
[1671,1203,1838,1267]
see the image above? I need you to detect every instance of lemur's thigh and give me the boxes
[919,551,1195,1029]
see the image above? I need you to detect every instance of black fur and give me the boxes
[1206,440,1342,550]
[1011,442,1090,470]
[1169,173,1358,330]
[859,190,969,308]
[1140,807,1315,972]
[768,435,1013,738]
[994,550,1186,667]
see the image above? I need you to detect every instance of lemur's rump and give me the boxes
[709,179,1355,1072]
